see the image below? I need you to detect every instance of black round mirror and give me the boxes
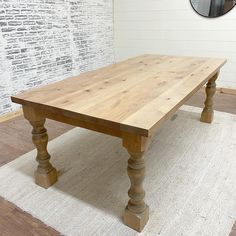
[190,0,236,18]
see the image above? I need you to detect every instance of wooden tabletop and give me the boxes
[12,55,226,137]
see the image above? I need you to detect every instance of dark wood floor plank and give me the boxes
[0,197,60,236]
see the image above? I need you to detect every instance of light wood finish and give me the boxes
[201,73,218,123]
[2,86,236,124]
[11,54,226,232]
[12,55,226,137]
[23,106,58,189]
[122,133,149,232]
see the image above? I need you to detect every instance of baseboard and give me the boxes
[217,87,236,96]
[0,109,23,123]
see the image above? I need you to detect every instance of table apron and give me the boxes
[39,109,123,138]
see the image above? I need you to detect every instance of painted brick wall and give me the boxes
[0,0,114,115]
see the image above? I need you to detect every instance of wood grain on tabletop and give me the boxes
[11,54,226,137]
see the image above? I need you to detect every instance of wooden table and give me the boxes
[11,55,226,232]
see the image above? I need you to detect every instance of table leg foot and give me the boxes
[200,110,214,123]
[123,205,149,232]
[35,167,58,189]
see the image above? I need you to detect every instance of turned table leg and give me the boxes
[201,72,219,123]
[23,106,58,188]
[122,133,149,232]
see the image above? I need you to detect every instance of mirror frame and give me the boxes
[190,0,236,18]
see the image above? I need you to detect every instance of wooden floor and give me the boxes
[0,118,72,236]
[0,89,235,236]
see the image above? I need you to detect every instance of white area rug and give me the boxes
[0,106,236,236]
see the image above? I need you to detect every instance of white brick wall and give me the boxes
[0,0,114,115]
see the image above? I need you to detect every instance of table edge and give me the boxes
[11,57,226,138]
[11,96,150,137]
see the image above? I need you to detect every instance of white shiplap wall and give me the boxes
[114,0,236,88]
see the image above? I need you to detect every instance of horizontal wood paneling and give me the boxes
[114,0,236,88]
